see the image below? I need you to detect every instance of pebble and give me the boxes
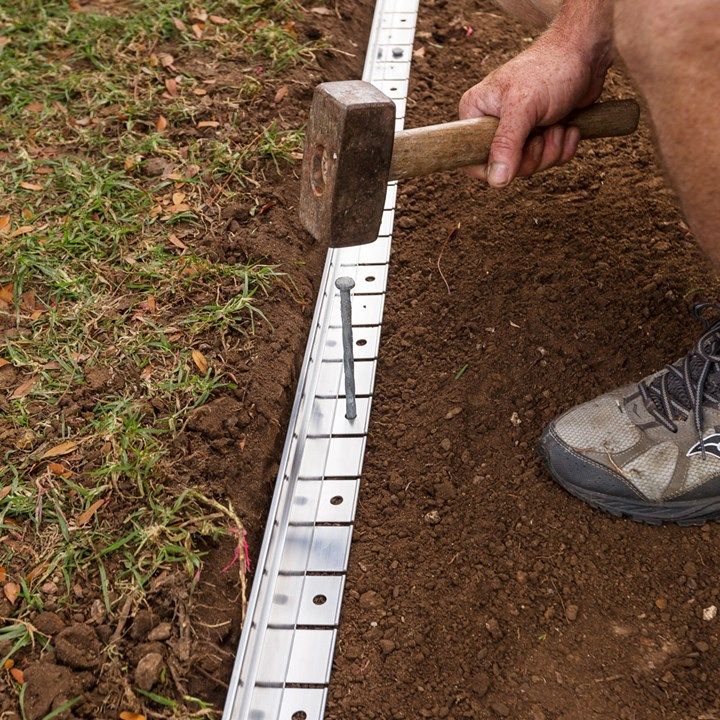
[135,652,164,691]
[655,597,667,610]
[424,510,441,525]
[485,618,503,640]
[359,590,384,609]
[703,605,717,621]
[148,622,172,642]
[695,640,710,653]
[41,581,58,595]
[565,604,578,622]
[440,438,452,451]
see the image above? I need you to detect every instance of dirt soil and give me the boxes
[323,1,720,719]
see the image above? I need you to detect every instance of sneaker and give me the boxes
[539,304,720,525]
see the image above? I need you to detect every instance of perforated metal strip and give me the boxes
[221,2,418,718]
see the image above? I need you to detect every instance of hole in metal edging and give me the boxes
[356,339,367,346]
[330,495,344,505]
[292,712,307,720]
[365,275,376,281]
[313,594,327,605]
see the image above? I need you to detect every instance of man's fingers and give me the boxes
[559,126,581,164]
[536,125,566,172]
[487,108,537,187]
[517,135,545,177]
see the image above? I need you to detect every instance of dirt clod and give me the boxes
[147,622,172,642]
[54,624,102,669]
[33,611,66,636]
[23,663,79,720]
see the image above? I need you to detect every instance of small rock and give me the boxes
[445,406,462,419]
[661,670,675,683]
[379,639,395,654]
[440,438,452,451]
[424,510,441,525]
[131,609,158,640]
[703,605,717,621]
[40,581,58,595]
[485,618,503,640]
[695,640,710,652]
[147,622,172,642]
[89,599,106,624]
[655,597,667,611]
[135,652,164,691]
[565,604,578,622]
[143,157,169,177]
[491,701,510,717]
[33,611,66,636]
[359,590,384,609]
[516,571,528,583]
[510,412,521,427]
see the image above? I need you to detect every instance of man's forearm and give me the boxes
[547,0,615,75]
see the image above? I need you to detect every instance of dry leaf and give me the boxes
[0,487,10,502]
[0,215,10,234]
[158,52,175,67]
[2,658,12,669]
[0,358,10,368]
[197,120,219,128]
[124,156,136,171]
[0,284,12,303]
[11,225,34,238]
[19,181,42,192]
[310,6,334,15]
[21,207,33,220]
[10,376,37,400]
[274,85,288,103]
[36,166,53,175]
[3,582,19,605]
[192,88,207,96]
[165,78,177,96]
[48,462,71,476]
[210,14,230,24]
[120,712,147,720]
[172,191,186,205]
[168,234,187,250]
[26,563,47,583]
[0,567,5,582]
[172,17,186,31]
[191,23,204,38]
[191,349,209,373]
[9,667,24,684]
[25,102,43,113]
[41,440,79,459]
[75,498,106,527]
[140,365,153,381]
[156,115,168,131]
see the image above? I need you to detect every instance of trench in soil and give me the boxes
[315,2,720,720]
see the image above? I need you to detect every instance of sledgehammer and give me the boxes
[299,80,640,248]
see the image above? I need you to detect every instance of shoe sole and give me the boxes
[538,441,720,526]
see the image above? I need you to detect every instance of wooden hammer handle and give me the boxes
[388,99,640,181]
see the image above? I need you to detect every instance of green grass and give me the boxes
[0,0,319,714]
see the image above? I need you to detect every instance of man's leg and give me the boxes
[539,1,720,523]
[614,0,720,264]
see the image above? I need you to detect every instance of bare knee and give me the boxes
[495,0,560,29]
[615,0,720,80]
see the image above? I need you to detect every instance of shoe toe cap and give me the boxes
[540,423,644,501]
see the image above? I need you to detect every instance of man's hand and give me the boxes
[459,4,613,187]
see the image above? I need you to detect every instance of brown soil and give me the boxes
[325,2,720,720]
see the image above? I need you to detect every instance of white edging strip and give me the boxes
[221,2,419,718]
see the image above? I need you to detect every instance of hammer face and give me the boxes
[300,81,395,248]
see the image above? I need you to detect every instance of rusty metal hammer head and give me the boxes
[300,80,395,249]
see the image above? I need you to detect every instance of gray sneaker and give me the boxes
[540,305,720,524]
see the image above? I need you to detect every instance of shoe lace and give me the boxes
[638,303,720,455]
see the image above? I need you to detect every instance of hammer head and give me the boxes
[300,80,396,248]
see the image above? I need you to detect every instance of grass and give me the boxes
[0,0,322,714]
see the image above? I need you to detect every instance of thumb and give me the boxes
[487,106,536,187]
